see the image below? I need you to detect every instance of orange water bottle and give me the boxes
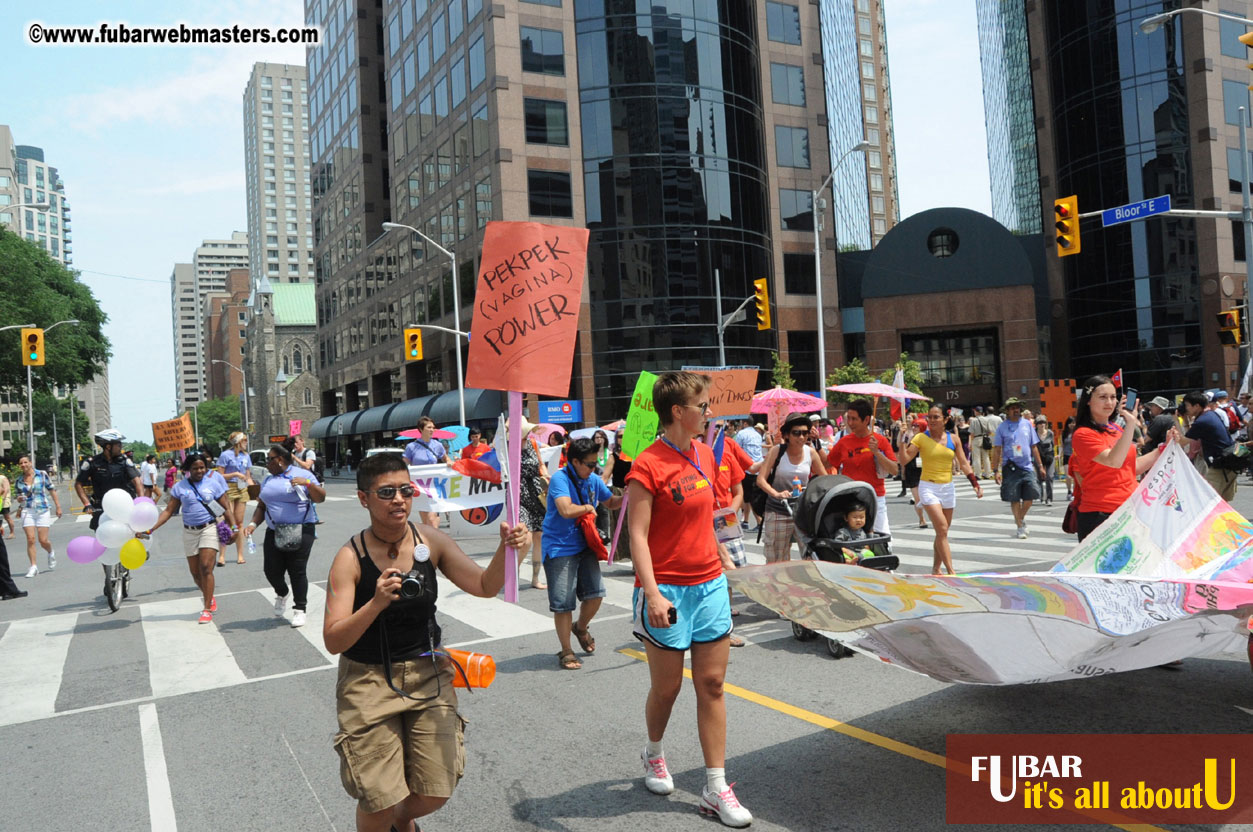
[446,648,496,688]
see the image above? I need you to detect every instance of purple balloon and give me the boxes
[67,535,107,564]
[133,496,156,508]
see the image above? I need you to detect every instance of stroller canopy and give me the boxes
[794,475,879,542]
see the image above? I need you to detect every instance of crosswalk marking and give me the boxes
[435,573,555,639]
[141,597,248,699]
[0,613,77,724]
[291,583,336,663]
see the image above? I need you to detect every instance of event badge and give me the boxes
[713,507,742,544]
[414,544,431,563]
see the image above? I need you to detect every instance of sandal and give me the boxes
[572,624,595,654]
[729,635,745,648]
[557,649,582,670]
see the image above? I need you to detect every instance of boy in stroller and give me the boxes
[832,500,871,563]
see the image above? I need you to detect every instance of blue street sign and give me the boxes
[1100,194,1171,227]
[537,400,583,424]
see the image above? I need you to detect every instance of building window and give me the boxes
[766,2,801,44]
[774,125,810,168]
[525,98,569,145]
[293,347,303,372]
[469,35,485,89]
[304,389,313,405]
[770,63,805,106]
[863,84,876,102]
[858,16,870,35]
[527,169,573,217]
[927,227,958,257]
[523,0,560,5]
[859,38,873,57]
[872,195,885,213]
[521,26,564,75]
[1222,14,1248,59]
[869,150,882,169]
[783,252,814,295]
[1224,80,1250,126]
[1227,146,1253,192]
[779,189,813,231]
[870,172,883,190]
[476,176,492,227]
[861,61,875,79]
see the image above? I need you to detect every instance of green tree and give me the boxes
[877,352,929,416]
[825,358,874,407]
[194,397,243,453]
[0,230,110,389]
[32,390,90,469]
[770,352,796,390]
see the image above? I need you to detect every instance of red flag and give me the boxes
[1110,368,1123,388]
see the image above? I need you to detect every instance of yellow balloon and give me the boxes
[118,538,147,570]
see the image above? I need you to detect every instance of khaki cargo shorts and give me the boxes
[333,654,466,814]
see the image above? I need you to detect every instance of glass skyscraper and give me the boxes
[976,0,1041,235]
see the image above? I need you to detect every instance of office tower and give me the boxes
[171,263,200,412]
[243,63,315,291]
[976,0,1041,235]
[0,126,73,266]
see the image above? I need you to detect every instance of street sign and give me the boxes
[1101,194,1171,227]
[537,400,583,424]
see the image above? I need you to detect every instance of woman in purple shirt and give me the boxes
[216,432,255,566]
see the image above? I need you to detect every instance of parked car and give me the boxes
[364,447,405,458]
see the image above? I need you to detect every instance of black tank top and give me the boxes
[343,523,441,664]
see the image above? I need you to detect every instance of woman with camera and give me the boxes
[323,452,529,832]
[145,453,237,624]
[244,444,326,628]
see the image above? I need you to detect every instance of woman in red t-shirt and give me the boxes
[1070,375,1178,540]
[625,371,751,827]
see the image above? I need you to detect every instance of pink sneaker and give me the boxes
[209,597,218,613]
[641,749,673,795]
[700,783,752,827]
[198,609,213,624]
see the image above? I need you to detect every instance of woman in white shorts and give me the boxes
[900,406,981,575]
[14,455,61,578]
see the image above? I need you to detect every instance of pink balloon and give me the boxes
[67,535,107,564]
[133,496,156,508]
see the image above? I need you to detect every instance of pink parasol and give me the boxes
[533,423,565,443]
[749,387,827,414]
[825,382,931,401]
[397,428,457,440]
[601,419,626,432]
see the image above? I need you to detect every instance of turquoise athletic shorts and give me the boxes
[632,574,732,651]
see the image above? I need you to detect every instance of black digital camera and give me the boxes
[397,568,426,599]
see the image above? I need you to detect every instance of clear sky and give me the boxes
[0,0,991,443]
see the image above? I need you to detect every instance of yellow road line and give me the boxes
[618,647,1166,832]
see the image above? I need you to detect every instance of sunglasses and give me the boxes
[366,484,417,499]
[574,458,598,467]
[681,402,711,412]
[788,429,810,437]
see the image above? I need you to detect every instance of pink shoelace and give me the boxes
[713,784,741,808]
[645,755,669,778]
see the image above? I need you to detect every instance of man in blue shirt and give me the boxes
[1183,391,1240,500]
[733,423,764,529]
[992,398,1045,539]
[542,437,622,670]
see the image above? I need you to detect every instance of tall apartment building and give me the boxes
[976,0,1041,235]
[0,126,73,266]
[243,63,315,291]
[203,267,252,401]
[172,233,250,410]
[818,0,901,251]
[1017,3,1243,396]
[74,374,112,443]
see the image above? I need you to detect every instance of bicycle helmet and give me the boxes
[94,428,126,445]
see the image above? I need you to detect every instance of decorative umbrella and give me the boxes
[601,419,626,432]
[534,423,565,443]
[825,382,931,401]
[749,387,827,414]
[396,428,458,440]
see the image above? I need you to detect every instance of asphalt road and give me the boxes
[0,476,1250,832]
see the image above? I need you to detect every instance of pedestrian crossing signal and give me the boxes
[404,327,423,361]
[21,328,45,366]
[1217,309,1244,346]
[754,278,771,331]
[1054,195,1080,257]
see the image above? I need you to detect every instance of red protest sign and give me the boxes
[465,221,589,396]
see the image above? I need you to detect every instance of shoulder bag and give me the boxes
[749,446,786,519]
[189,479,233,544]
[269,478,313,551]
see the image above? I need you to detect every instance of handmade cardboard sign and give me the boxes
[681,365,757,418]
[621,371,660,459]
[465,221,590,396]
[152,414,195,452]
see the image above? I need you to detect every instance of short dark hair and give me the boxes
[468,426,481,435]
[281,436,297,453]
[1182,391,1209,410]
[568,437,597,462]
[357,452,409,491]
[846,399,872,420]
[270,444,294,465]
[846,501,868,516]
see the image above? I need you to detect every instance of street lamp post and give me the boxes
[381,221,466,426]
[813,141,871,414]
[211,360,250,443]
[1,323,37,462]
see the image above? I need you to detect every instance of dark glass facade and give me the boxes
[1044,1,1200,393]
[575,0,776,410]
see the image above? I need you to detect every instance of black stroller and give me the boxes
[789,475,898,657]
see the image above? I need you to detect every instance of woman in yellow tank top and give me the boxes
[900,406,982,574]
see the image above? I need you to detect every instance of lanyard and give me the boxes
[659,437,712,491]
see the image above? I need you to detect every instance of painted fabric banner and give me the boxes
[728,442,1253,685]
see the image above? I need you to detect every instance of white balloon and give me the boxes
[96,519,134,549]
[127,501,160,532]
[101,489,135,523]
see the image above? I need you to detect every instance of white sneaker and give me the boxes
[48,550,56,570]
[1015,527,1027,539]
[24,565,37,578]
[274,595,287,617]
[291,610,306,628]
[699,784,753,827]
[642,750,674,795]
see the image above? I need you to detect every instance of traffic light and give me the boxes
[1054,195,1080,257]
[1241,31,1253,89]
[1218,309,1244,346]
[753,278,771,331]
[20,328,44,366]
[404,327,423,361]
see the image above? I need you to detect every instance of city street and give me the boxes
[1,479,1250,832]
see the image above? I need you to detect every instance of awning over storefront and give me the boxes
[308,388,506,439]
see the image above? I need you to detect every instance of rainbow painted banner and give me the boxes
[729,441,1253,684]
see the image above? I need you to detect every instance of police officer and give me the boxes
[74,429,143,531]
